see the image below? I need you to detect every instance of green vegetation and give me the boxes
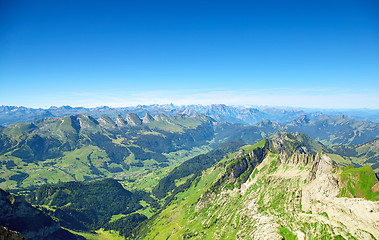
[0,188,83,239]
[279,226,297,240]
[242,139,266,153]
[320,212,329,219]
[0,114,216,189]
[103,213,147,239]
[1,113,378,240]
[25,178,158,231]
[338,165,379,201]
[152,140,244,199]
[333,235,346,240]
[66,228,124,240]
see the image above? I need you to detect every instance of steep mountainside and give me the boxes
[0,113,215,189]
[0,188,83,240]
[135,133,379,240]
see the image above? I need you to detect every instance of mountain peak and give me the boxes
[142,113,154,123]
[125,113,142,126]
[295,115,310,124]
[115,114,127,127]
[97,115,116,129]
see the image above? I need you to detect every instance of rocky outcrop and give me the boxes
[142,113,154,124]
[97,115,117,129]
[115,114,127,127]
[210,145,267,190]
[0,226,25,240]
[138,133,379,239]
[125,113,142,126]
[302,154,379,240]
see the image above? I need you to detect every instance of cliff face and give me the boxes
[302,154,379,240]
[0,226,25,240]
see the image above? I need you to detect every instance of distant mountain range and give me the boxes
[1,104,379,127]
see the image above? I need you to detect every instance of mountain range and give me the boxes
[1,104,379,127]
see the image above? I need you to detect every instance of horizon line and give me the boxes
[1,104,379,111]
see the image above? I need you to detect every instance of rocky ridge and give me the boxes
[137,134,379,239]
[0,226,25,240]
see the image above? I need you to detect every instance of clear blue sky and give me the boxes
[1,0,378,108]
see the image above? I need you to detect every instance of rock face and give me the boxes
[125,113,142,126]
[211,144,267,190]
[115,114,127,127]
[0,226,25,240]
[302,154,379,240]
[97,115,117,129]
[142,113,154,124]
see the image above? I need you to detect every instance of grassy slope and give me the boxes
[66,228,124,240]
[140,157,229,239]
[0,145,111,189]
[338,165,379,201]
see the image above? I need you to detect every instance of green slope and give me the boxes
[338,165,379,201]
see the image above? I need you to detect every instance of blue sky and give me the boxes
[1,0,378,108]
